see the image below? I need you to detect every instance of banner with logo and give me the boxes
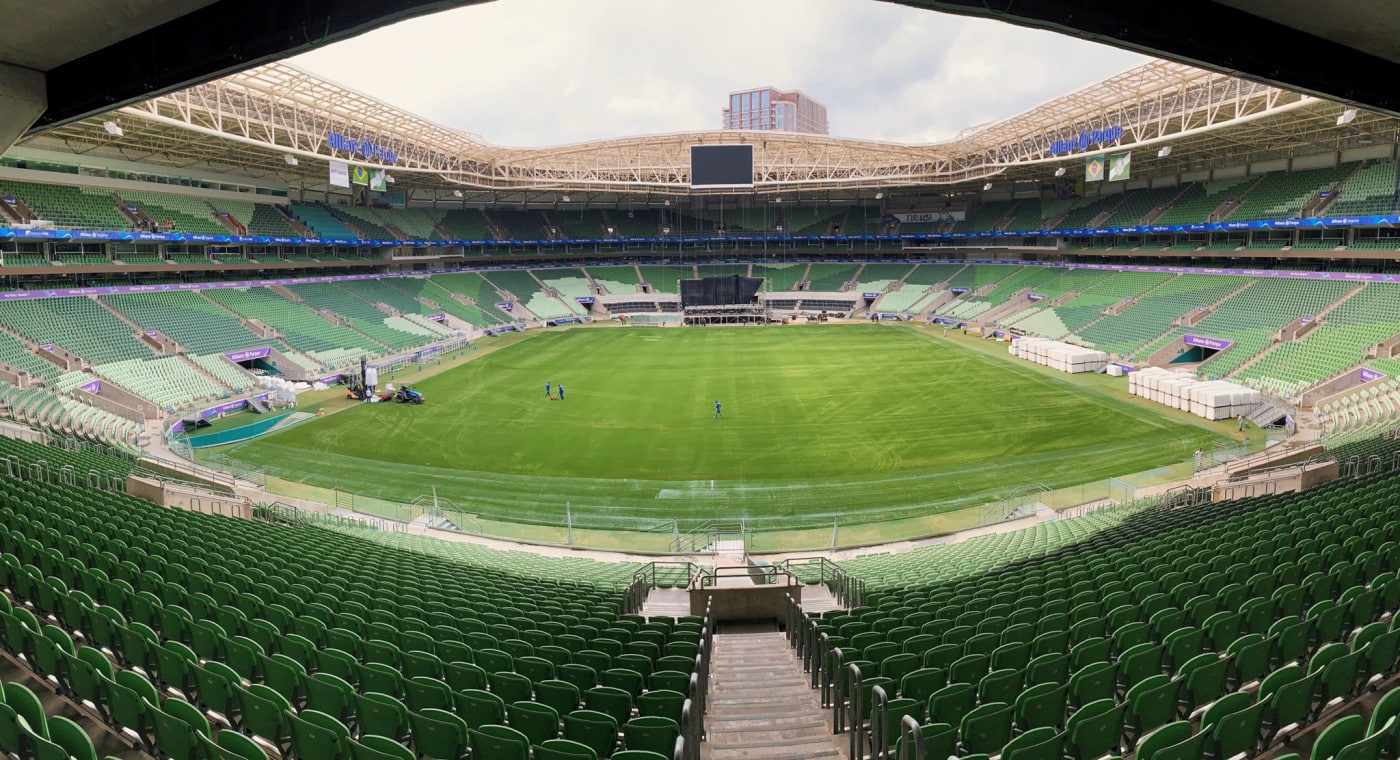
[351,165,370,186]
[370,169,387,192]
[1085,155,1105,183]
[1108,152,1132,182]
[329,161,349,188]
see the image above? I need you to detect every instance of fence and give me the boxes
[161,423,1279,554]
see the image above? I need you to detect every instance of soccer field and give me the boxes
[226,325,1221,531]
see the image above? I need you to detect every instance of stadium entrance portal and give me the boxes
[1170,345,1220,364]
[1146,334,1233,368]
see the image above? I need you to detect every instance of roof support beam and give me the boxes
[0,62,46,158]
[30,0,486,133]
[893,0,1400,117]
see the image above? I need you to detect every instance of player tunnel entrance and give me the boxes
[1148,334,1233,367]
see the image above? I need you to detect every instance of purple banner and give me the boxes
[78,379,101,394]
[576,297,596,305]
[1027,294,1046,302]
[426,313,446,322]
[224,347,272,363]
[496,302,513,311]
[146,331,160,337]
[318,374,342,385]
[862,292,882,299]
[1113,363,1135,373]
[39,343,54,351]
[950,288,970,294]
[1184,334,1233,351]
[199,393,272,419]
[1361,368,1386,383]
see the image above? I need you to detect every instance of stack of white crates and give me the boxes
[1009,337,1108,374]
[1128,366,1262,420]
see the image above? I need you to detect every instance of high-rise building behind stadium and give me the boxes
[721,87,829,134]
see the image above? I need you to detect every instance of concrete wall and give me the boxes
[126,475,252,519]
[690,584,801,623]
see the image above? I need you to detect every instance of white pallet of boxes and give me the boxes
[1009,337,1107,374]
[1128,366,1261,421]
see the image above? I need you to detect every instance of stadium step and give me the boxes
[641,587,692,618]
[703,629,844,760]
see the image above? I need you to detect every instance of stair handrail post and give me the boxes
[869,683,891,760]
[847,662,865,758]
[688,672,704,752]
[824,638,840,710]
[679,698,696,760]
[898,714,926,760]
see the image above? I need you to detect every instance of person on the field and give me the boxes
[545,382,551,398]
[558,385,565,400]
[714,400,722,419]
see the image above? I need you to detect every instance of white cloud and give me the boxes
[289,0,1148,147]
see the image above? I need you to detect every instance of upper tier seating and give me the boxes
[608,210,660,238]
[289,204,359,240]
[553,210,610,239]
[955,201,1018,233]
[1100,186,1181,228]
[491,210,550,240]
[1326,160,1400,218]
[440,210,496,241]
[787,207,848,236]
[330,205,397,240]
[1152,178,1255,226]
[1226,164,1356,221]
[0,180,130,230]
[117,191,228,235]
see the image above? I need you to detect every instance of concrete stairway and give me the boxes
[703,626,844,760]
[641,587,692,618]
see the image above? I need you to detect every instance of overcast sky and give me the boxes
[289,0,1148,147]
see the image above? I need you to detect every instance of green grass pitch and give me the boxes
[226,325,1222,530]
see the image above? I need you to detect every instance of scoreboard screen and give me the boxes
[690,144,754,189]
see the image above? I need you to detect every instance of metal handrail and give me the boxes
[845,662,864,759]
[869,683,891,760]
[898,714,926,760]
[779,556,865,608]
[832,650,850,733]
[695,565,799,589]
